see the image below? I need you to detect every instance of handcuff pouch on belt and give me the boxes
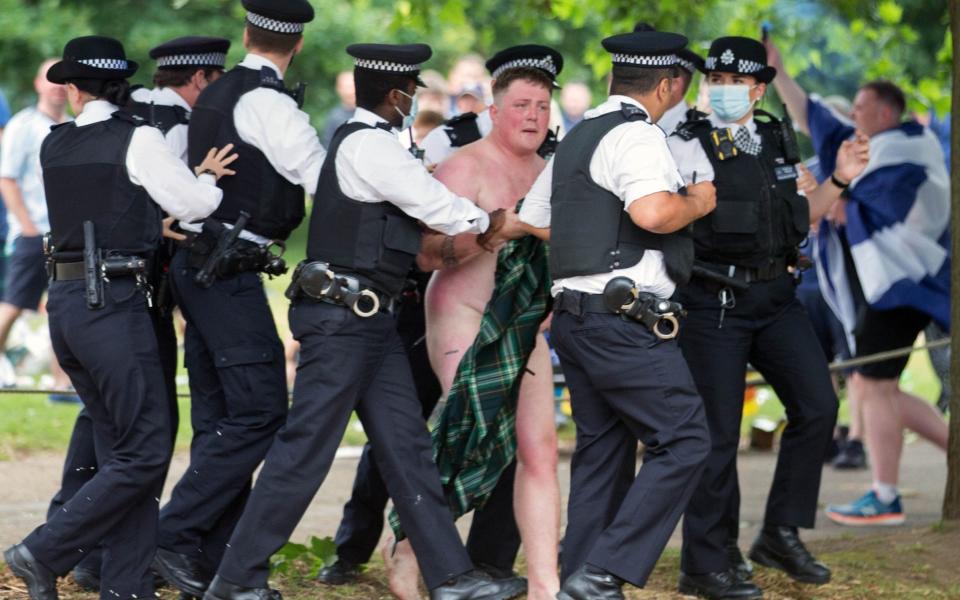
[602,276,684,340]
[285,260,382,318]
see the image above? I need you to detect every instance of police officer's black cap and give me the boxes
[347,43,432,87]
[701,36,776,83]
[485,45,564,89]
[601,31,688,69]
[677,49,705,75]
[242,0,315,34]
[149,36,231,70]
[47,36,138,84]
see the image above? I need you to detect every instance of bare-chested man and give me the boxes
[392,47,563,600]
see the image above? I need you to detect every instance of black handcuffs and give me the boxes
[602,276,685,340]
[287,261,382,318]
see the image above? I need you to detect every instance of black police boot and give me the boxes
[429,569,526,600]
[832,439,867,470]
[316,558,360,585]
[4,543,59,600]
[202,575,282,600]
[677,570,762,599]
[71,565,100,592]
[725,542,754,582]
[748,525,831,584]
[556,564,625,600]
[475,562,527,596]
[153,547,211,597]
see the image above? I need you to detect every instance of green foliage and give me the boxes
[270,536,338,577]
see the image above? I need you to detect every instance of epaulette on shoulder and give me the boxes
[446,112,478,126]
[258,67,287,93]
[674,115,711,141]
[112,110,148,127]
[752,108,781,130]
[619,102,648,121]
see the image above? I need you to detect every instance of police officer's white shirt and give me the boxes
[657,100,689,137]
[73,100,221,223]
[234,53,326,197]
[420,109,492,166]
[519,94,683,299]
[667,111,761,185]
[336,107,489,236]
[130,86,191,164]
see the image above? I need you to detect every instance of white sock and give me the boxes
[873,482,899,505]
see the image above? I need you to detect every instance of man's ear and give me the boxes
[293,36,304,55]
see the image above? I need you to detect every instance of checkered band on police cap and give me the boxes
[78,58,130,70]
[354,58,422,73]
[246,11,305,34]
[491,55,558,80]
[704,55,765,75]
[612,53,678,67]
[156,52,227,68]
[676,57,696,74]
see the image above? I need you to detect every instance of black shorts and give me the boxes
[854,306,931,379]
[2,235,47,310]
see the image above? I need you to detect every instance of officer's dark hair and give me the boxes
[861,80,906,117]
[492,67,554,101]
[245,23,301,55]
[610,64,679,97]
[153,66,221,89]
[354,68,416,111]
[68,78,132,107]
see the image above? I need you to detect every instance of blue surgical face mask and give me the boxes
[709,84,757,122]
[395,90,418,130]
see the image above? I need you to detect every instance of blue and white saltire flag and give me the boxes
[807,97,951,355]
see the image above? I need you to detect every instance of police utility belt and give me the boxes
[285,260,394,318]
[555,276,684,340]
[45,221,152,310]
[180,211,287,289]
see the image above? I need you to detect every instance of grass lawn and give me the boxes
[2,524,957,599]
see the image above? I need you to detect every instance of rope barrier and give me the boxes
[0,338,950,397]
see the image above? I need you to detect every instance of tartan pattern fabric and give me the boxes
[388,234,552,537]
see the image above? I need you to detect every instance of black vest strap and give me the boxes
[125,101,189,135]
[550,105,693,285]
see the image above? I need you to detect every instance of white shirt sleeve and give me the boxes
[519,156,554,228]
[336,129,489,235]
[594,123,683,210]
[666,134,715,185]
[0,114,27,179]
[166,123,189,165]
[420,125,454,166]
[126,126,222,223]
[234,87,326,196]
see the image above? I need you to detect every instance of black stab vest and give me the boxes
[549,105,694,285]
[676,113,809,268]
[41,112,161,260]
[188,66,305,240]
[307,122,423,297]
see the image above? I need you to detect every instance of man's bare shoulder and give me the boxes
[432,143,485,201]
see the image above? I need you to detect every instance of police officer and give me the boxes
[317,44,565,592]
[630,23,704,136]
[519,30,716,600]
[203,42,525,600]
[3,35,234,600]
[419,45,562,165]
[667,37,838,599]
[41,35,231,595]
[153,2,325,597]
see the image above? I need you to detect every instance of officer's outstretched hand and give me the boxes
[195,143,239,181]
[686,181,717,217]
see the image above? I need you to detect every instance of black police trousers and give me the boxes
[158,249,288,575]
[217,300,475,590]
[677,273,838,575]
[334,292,521,570]
[25,279,172,599]
[551,306,710,587]
[44,296,180,577]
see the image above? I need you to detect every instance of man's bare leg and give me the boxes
[512,334,560,598]
[0,303,24,351]
[382,535,424,600]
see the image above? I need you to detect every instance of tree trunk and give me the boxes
[944,0,960,521]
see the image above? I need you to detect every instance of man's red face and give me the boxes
[491,78,551,154]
